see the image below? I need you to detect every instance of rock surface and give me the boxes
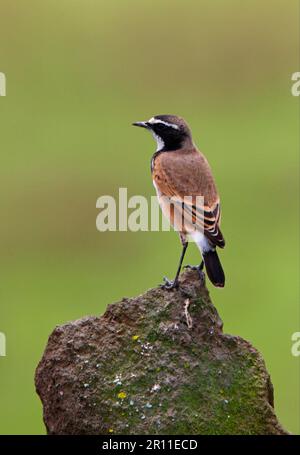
[35,269,287,435]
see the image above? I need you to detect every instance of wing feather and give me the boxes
[152,148,225,248]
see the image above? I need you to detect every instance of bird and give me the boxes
[132,114,225,289]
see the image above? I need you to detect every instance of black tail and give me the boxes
[203,249,225,287]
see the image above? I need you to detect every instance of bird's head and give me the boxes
[133,114,193,152]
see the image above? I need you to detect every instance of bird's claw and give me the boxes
[183,264,198,270]
[161,276,179,290]
[198,269,205,286]
[184,265,205,286]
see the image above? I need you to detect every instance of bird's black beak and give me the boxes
[132,121,149,129]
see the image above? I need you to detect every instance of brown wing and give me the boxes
[152,148,225,248]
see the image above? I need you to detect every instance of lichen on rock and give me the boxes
[35,269,287,435]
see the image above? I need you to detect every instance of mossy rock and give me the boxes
[35,270,287,435]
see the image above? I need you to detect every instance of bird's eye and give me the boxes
[158,124,170,131]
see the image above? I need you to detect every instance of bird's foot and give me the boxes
[198,269,205,286]
[161,276,179,290]
[183,264,198,271]
[184,264,205,286]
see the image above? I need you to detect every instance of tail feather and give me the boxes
[203,249,225,287]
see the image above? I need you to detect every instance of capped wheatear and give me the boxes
[133,114,225,289]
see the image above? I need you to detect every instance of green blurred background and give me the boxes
[0,0,299,434]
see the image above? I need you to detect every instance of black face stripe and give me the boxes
[151,123,186,151]
[151,122,178,132]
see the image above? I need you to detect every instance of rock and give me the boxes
[35,269,288,435]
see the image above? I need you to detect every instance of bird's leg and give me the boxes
[163,238,188,290]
